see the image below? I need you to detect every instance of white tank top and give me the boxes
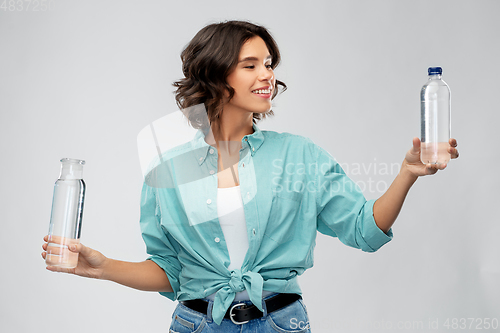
[205,185,273,301]
[217,185,249,272]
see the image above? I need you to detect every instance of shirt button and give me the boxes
[214,237,220,243]
[209,149,214,154]
[252,147,255,152]
[199,157,203,162]
[242,163,245,167]
[207,199,212,204]
[252,229,256,235]
[209,170,215,175]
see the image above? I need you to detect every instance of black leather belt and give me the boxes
[180,293,301,324]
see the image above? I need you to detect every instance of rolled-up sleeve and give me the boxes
[315,146,393,252]
[139,182,182,300]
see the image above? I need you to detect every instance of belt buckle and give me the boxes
[229,302,249,325]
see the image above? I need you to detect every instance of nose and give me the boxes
[259,65,274,82]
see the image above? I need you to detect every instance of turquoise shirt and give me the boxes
[139,123,393,325]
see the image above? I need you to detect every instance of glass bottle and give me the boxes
[46,158,86,268]
[420,66,451,165]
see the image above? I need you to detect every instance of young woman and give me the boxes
[42,20,459,332]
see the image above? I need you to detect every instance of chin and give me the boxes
[255,104,273,114]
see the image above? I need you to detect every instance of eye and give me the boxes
[244,65,255,69]
[266,64,273,69]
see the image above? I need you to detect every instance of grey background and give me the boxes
[1,0,499,332]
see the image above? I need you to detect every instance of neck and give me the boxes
[205,107,254,152]
[215,111,254,142]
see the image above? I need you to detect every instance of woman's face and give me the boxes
[225,36,276,115]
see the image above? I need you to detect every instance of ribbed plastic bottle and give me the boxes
[46,158,86,268]
[420,67,451,165]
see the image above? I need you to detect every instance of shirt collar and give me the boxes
[191,123,265,166]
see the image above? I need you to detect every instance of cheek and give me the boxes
[227,75,248,93]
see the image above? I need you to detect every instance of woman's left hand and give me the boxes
[402,138,459,177]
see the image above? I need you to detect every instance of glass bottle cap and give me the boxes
[60,158,85,165]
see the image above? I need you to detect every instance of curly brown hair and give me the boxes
[173,20,287,130]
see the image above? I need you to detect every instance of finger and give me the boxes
[425,164,439,175]
[44,235,49,242]
[437,162,447,170]
[42,243,47,251]
[448,147,459,159]
[68,244,78,252]
[42,251,46,259]
[46,265,73,274]
[425,164,435,175]
[47,235,65,245]
[449,138,457,147]
[412,137,421,153]
[69,242,91,257]
[408,137,422,158]
[46,245,65,256]
[48,237,78,250]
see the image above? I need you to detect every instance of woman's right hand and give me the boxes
[42,235,108,279]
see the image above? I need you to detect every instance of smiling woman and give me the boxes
[173,21,287,132]
[226,37,275,114]
[41,19,459,333]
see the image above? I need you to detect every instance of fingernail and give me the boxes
[70,245,76,251]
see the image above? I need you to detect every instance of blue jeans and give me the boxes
[169,293,311,333]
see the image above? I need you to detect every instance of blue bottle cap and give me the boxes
[428,67,442,75]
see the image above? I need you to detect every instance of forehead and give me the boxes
[238,36,271,60]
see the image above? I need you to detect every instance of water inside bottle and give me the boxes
[420,72,451,165]
[46,236,80,268]
[47,178,84,268]
[421,142,451,165]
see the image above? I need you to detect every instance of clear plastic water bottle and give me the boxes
[46,158,86,268]
[420,67,451,165]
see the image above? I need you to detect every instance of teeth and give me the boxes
[253,89,271,94]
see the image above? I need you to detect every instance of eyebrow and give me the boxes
[238,55,272,63]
